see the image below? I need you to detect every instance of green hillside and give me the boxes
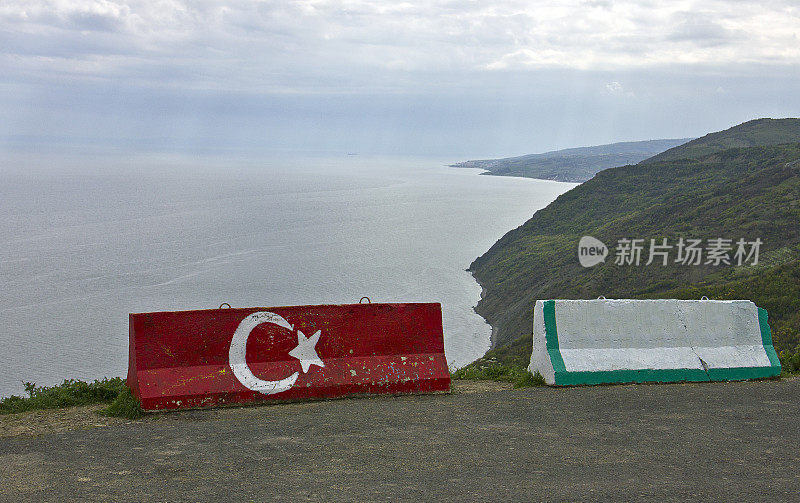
[451,139,690,182]
[469,129,800,365]
[644,118,800,163]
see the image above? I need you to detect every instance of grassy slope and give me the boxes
[470,142,800,357]
[645,118,800,163]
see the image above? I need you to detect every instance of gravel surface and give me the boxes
[1,378,798,502]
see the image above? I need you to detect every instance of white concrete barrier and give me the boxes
[529,299,781,385]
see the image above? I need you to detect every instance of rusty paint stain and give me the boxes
[161,345,175,358]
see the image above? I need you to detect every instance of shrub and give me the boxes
[0,377,143,418]
[99,387,143,419]
[779,347,800,373]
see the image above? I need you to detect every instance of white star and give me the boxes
[288,329,325,373]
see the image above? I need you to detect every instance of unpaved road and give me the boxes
[1,379,798,502]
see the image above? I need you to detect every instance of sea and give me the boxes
[0,153,575,397]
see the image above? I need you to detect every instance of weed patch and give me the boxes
[452,362,546,388]
[0,378,143,418]
[99,387,143,419]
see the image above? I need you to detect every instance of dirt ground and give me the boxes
[1,378,797,502]
[0,380,513,438]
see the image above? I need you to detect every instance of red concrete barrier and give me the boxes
[127,303,450,410]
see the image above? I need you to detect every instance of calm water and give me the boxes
[0,154,574,397]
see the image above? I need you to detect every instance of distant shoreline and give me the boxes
[450,138,692,183]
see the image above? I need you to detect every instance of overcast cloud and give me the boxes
[1,1,799,157]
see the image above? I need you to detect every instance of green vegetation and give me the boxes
[644,118,800,163]
[0,378,142,419]
[451,336,544,386]
[452,359,546,387]
[470,118,800,366]
[99,387,144,419]
[451,139,690,182]
[779,347,800,375]
[475,332,534,369]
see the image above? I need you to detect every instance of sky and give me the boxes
[1,0,799,159]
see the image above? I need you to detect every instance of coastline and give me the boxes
[470,270,497,349]
[452,163,570,183]
[462,176,580,355]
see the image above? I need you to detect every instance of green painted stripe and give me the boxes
[707,365,779,381]
[542,300,566,376]
[554,368,710,386]
[757,307,782,374]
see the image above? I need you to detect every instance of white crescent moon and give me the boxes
[228,311,300,395]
